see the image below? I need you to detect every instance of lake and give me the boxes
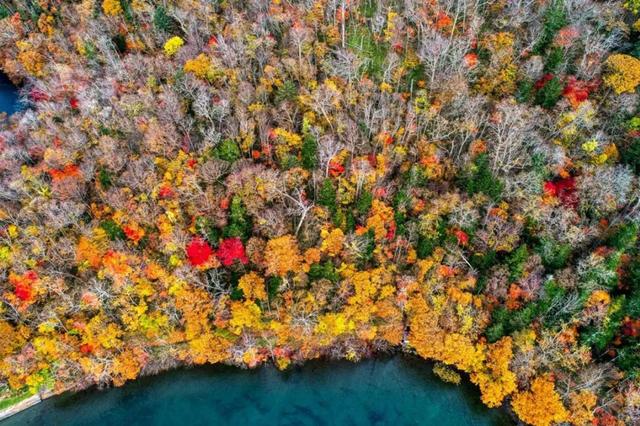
[1,356,512,426]
[0,72,19,115]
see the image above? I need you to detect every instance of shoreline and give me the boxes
[0,353,516,424]
[0,389,56,422]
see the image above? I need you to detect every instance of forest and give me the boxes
[1,0,640,424]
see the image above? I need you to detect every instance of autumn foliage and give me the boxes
[1,0,640,424]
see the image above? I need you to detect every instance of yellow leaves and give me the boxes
[320,228,344,257]
[347,267,392,306]
[272,128,302,147]
[163,36,184,57]
[440,333,485,373]
[512,375,569,426]
[187,333,232,365]
[513,328,537,352]
[568,390,597,425]
[433,363,462,385]
[37,14,55,36]
[264,234,303,276]
[16,41,45,77]
[112,349,143,386]
[0,245,12,267]
[0,322,28,357]
[32,336,60,361]
[586,290,611,308]
[315,312,355,340]
[241,347,264,368]
[471,337,517,408]
[238,271,267,301]
[97,323,123,350]
[184,54,221,82]
[102,0,123,16]
[229,300,264,334]
[604,54,640,94]
[379,81,393,93]
[383,10,398,41]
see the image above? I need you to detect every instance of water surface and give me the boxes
[0,72,18,115]
[2,356,512,426]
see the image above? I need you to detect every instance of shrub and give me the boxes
[535,76,563,108]
[215,139,241,162]
[604,54,640,94]
[163,36,184,57]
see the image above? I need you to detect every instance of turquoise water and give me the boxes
[0,72,19,115]
[2,357,512,426]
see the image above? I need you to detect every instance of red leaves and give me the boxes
[80,343,94,354]
[543,177,578,208]
[158,184,174,199]
[187,236,250,268]
[10,270,37,301]
[386,221,396,241]
[453,229,469,246]
[48,164,81,181]
[622,317,640,338]
[328,161,345,177]
[543,181,558,197]
[69,97,80,110]
[186,237,214,266]
[367,153,377,168]
[29,89,49,102]
[563,77,598,108]
[217,237,249,266]
[14,282,33,301]
[123,224,145,244]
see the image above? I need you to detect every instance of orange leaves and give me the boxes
[76,236,103,269]
[362,199,395,241]
[112,349,146,387]
[48,164,81,181]
[568,390,597,425]
[511,375,569,426]
[264,234,303,276]
[434,11,453,30]
[463,53,479,69]
[101,250,133,285]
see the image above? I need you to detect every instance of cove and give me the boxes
[1,356,512,426]
[0,72,18,115]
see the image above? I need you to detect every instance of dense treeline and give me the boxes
[1,0,640,424]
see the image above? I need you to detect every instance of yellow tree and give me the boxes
[512,375,569,426]
[471,337,517,407]
[238,271,267,301]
